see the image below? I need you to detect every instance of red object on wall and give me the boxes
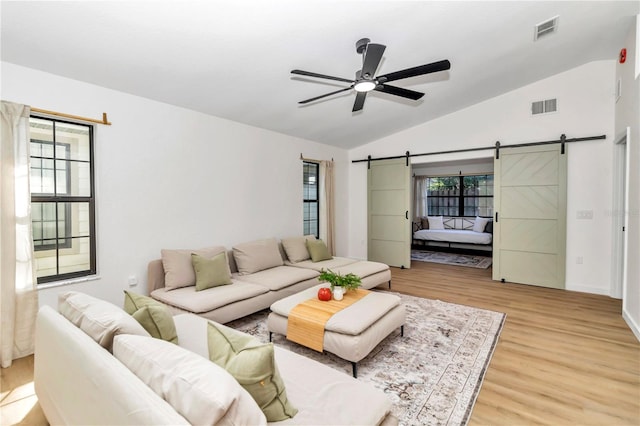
[317,287,332,301]
[619,48,627,64]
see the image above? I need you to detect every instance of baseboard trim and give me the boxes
[622,308,640,343]
[565,284,610,296]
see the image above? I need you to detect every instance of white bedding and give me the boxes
[413,229,492,245]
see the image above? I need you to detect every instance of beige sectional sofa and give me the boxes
[35,291,398,425]
[148,236,391,324]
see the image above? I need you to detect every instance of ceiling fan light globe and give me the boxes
[354,81,377,92]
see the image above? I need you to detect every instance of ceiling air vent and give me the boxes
[531,98,557,115]
[534,16,559,40]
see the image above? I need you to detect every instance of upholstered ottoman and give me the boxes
[267,285,405,377]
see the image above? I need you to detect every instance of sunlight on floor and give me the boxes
[0,382,38,425]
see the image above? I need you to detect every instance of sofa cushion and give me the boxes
[123,291,178,344]
[285,256,358,272]
[58,291,150,351]
[306,239,332,262]
[113,334,266,426]
[281,235,315,263]
[333,260,389,279]
[161,246,229,290]
[191,252,233,291]
[207,322,297,422]
[427,216,444,230]
[233,238,284,275]
[273,346,392,425]
[151,279,269,314]
[473,216,491,233]
[238,266,319,291]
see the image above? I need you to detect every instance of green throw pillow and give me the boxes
[123,291,178,344]
[306,239,332,262]
[207,323,297,422]
[191,252,233,291]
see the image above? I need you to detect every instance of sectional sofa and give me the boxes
[147,236,392,324]
[35,291,398,425]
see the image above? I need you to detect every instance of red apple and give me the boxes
[317,287,332,301]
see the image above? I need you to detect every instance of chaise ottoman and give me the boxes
[267,285,405,377]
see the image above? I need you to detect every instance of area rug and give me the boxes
[227,292,505,426]
[411,250,493,269]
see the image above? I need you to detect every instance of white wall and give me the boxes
[615,16,640,341]
[1,62,349,309]
[348,60,616,296]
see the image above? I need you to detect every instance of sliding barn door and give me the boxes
[368,158,411,268]
[493,144,567,288]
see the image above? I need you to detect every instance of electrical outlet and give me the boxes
[576,210,594,220]
[128,275,138,287]
[576,257,583,265]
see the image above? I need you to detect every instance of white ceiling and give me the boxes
[2,1,638,149]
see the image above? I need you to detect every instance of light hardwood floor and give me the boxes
[1,261,639,425]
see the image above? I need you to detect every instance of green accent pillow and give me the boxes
[123,291,178,344]
[191,252,233,291]
[306,239,332,262]
[207,323,297,422]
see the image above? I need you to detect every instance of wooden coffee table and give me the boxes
[267,285,405,377]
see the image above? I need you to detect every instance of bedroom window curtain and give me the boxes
[1,101,39,368]
[413,175,429,220]
[319,160,335,255]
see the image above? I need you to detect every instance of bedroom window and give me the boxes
[425,174,493,217]
[303,161,319,238]
[29,116,96,284]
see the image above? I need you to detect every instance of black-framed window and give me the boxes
[426,174,493,217]
[303,161,319,238]
[29,116,96,284]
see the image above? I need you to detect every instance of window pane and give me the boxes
[59,237,91,275]
[29,118,54,144]
[56,122,91,161]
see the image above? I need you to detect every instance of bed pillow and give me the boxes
[306,239,332,262]
[281,235,316,263]
[427,216,445,230]
[191,252,233,291]
[420,217,430,230]
[58,291,150,352]
[473,216,491,233]
[123,291,178,344]
[161,246,229,290]
[232,238,284,275]
[114,334,266,426]
[207,322,297,422]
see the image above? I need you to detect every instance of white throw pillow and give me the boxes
[113,334,266,426]
[427,216,445,230]
[473,216,490,233]
[58,291,150,352]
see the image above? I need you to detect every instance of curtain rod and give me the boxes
[351,134,606,164]
[31,107,112,126]
[300,153,334,162]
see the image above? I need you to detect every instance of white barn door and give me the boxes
[493,144,567,288]
[368,158,411,268]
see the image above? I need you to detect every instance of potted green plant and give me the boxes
[318,269,362,301]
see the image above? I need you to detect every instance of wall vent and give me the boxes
[531,98,557,115]
[534,16,559,40]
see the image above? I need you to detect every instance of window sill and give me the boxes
[38,275,101,290]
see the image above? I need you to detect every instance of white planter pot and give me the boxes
[332,287,344,301]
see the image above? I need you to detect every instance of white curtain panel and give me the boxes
[413,176,429,220]
[319,160,335,255]
[1,101,39,368]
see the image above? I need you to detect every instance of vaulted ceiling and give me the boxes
[2,1,638,149]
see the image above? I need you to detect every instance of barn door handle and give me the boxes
[406,211,409,220]
[495,212,499,223]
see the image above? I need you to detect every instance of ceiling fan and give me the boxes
[291,38,451,112]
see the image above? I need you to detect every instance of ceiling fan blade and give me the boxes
[299,87,352,104]
[352,92,367,112]
[361,43,386,78]
[291,69,354,84]
[375,84,424,100]
[377,59,451,83]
